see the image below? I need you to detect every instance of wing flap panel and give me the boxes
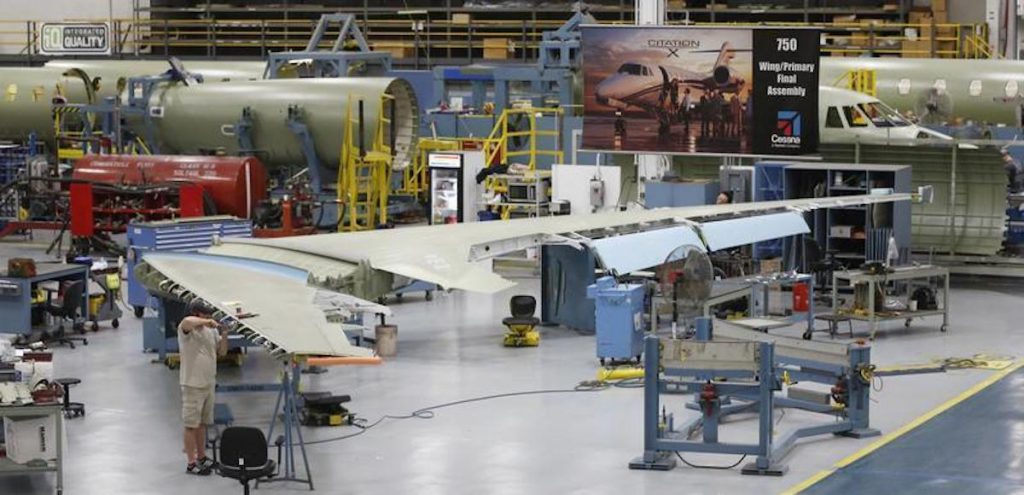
[700,211,810,252]
[590,225,705,274]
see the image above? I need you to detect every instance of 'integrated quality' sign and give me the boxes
[39,23,111,55]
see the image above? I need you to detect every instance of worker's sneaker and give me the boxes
[197,456,218,470]
[186,462,212,476]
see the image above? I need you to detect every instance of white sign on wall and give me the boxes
[428,153,462,169]
[38,23,111,56]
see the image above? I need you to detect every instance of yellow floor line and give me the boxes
[781,469,835,494]
[781,359,1024,495]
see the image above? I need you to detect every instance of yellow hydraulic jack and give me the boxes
[501,295,541,347]
[502,323,540,347]
[596,366,645,382]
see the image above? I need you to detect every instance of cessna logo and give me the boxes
[772,110,802,147]
[647,39,701,58]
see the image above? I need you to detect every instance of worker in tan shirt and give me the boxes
[178,299,229,475]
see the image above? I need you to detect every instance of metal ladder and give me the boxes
[337,94,394,232]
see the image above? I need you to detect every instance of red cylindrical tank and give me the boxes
[72,155,268,219]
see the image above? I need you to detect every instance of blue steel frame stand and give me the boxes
[629,317,879,476]
[259,360,314,490]
[285,105,325,194]
[218,360,313,490]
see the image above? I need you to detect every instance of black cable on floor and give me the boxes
[675,452,747,470]
[302,386,608,446]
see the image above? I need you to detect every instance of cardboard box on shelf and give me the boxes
[935,25,957,38]
[759,258,782,275]
[373,42,414,58]
[483,38,510,59]
[901,39,933,58]
[936,40,958,57]
[908,10,932,25]
[452,13,471,24]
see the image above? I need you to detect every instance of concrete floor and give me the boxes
[804,366,1024,494]
[0,237,1021,495]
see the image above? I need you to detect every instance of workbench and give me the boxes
[702,277,752,317]
[703,273,815,335]
[830,265,950,339]
[0,263,90,335]
[0,403,64,495]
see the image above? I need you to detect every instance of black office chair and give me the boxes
[501,295,541,347]
[45,280,88,349]
[217,427,278,495]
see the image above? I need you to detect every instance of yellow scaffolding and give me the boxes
[834,69,878,97]
[393,107,563,221]
[481,106,563,172]
[480,107,562,220]
[338,93,394,232]
[397,138,461,199]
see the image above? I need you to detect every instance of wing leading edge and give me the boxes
[223,192,911,292]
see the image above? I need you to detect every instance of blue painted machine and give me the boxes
[587,276,646,364]
[630,317,879,475]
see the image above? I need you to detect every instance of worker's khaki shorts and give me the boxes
[181,385,215,428]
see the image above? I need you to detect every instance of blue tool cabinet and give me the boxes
[587,276,646,363]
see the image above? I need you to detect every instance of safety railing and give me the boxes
[397,138,461,199]
[0,17,998,62]
[482,107,563,172]
[667,20,993,59]
[0,18,563,62]
[338,93,394,231]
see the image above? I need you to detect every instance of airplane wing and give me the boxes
[135,193,913,358]
[135,251,389,359]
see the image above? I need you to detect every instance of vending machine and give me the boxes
[427,151,485,224]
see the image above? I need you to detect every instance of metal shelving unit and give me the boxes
[782,163,912,267]
[126,0,916,63]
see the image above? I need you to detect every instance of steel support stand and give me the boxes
[836,344,881,439]
[286,105,324,194]
[259,360,314,490]
[628,334,677,471]
[740,343,786,476]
